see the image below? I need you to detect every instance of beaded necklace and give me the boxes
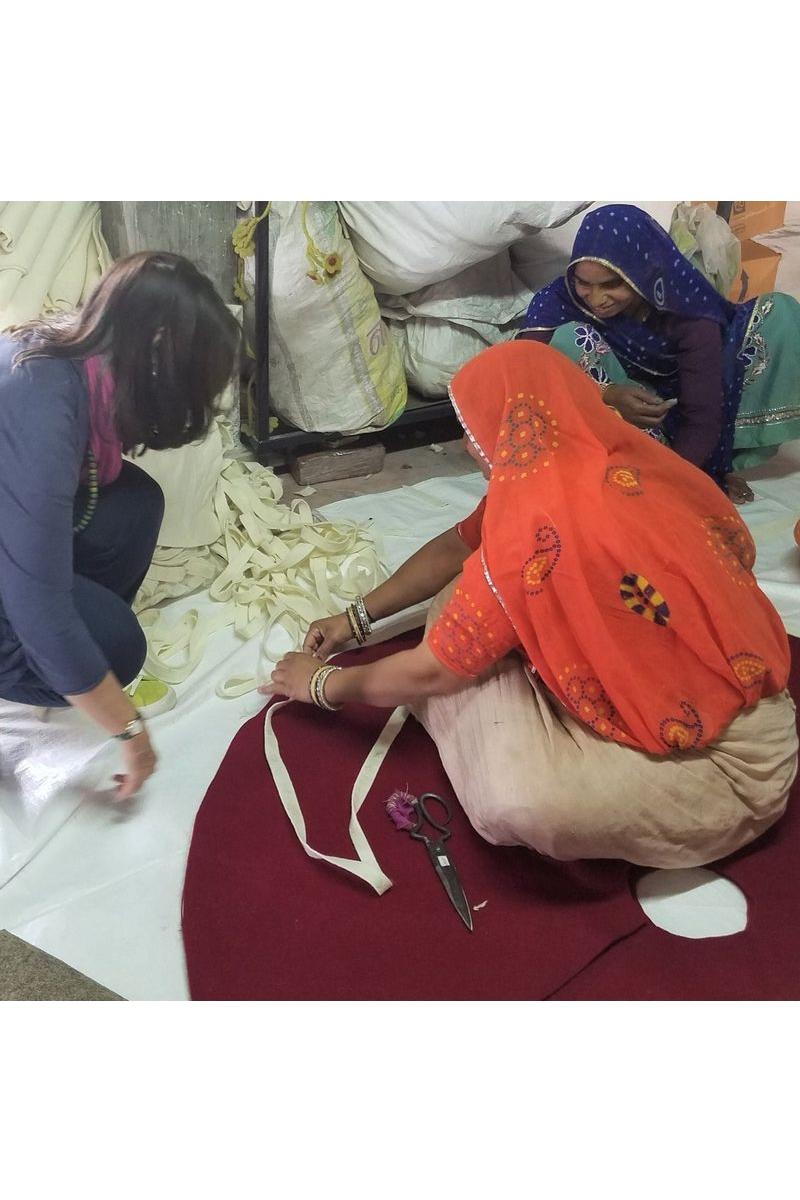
[73,449,98,533]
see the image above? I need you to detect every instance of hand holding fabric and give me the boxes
[261,651,320,702]
[114,732,157,800]
[302,613,352,659]
[603,384,676,429]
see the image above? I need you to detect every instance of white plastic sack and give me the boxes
[131,418,226,549]
[268,202,407,434]
[338,201,589,295]
[388,319,490,398]
[382,250,530,397]
[669,203,741,297]
[511,201,679,295]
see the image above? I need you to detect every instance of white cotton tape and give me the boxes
[133,452,387,696]
[263,702,409,895]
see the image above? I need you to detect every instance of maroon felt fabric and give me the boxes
[182,632,645,1000]
[551,635,800,1000]
[182,633,800,1001]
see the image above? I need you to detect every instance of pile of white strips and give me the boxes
[132,451,386,698]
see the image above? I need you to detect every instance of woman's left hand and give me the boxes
[259,651,320,702]
[603,383,675,428]
[725,473,755,505]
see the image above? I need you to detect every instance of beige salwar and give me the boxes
[414,585,798,868]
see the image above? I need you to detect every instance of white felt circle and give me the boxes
[636,868,748,939]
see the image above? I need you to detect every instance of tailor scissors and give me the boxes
[409,793,473,932]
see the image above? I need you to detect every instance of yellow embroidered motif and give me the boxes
[619,572,670,626]
[729,652,767,688]
[605,465,643,496]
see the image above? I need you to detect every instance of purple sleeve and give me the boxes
[0,348,109,696]
[516,328,554,344]
[660,315,724,466]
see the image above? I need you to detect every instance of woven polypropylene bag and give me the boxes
[268,202,407,434]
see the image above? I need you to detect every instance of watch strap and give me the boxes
[116,714,145,741]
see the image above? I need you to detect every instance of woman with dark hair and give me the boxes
[264,342,797,868]
[0,251,240,799]
[518,204,800,504]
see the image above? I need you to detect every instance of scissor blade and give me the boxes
[426,843,474,932]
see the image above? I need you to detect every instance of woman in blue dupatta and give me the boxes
[518,204,800,503]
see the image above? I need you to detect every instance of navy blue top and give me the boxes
[520,205,754,481]
[0,334,109,696]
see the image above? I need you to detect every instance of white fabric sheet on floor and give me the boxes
[0,453,798,1000]
[0,473,484,999]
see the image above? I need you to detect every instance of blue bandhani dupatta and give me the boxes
[521,204,755,481]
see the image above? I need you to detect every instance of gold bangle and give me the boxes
[345,605,360,644]
[346,603,368,645]
[309,664,342,711]
[353,595,373,639]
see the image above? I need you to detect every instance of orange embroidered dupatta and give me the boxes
[431,341,789,756]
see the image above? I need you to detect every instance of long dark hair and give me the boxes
[11,251,241,454]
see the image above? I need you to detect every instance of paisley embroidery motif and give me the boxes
[660,702,704,751]
[521,524,562,595]
[619,572,670,626]
[738,296,773,390]
[605,465,643,496]
[729,651,767,690]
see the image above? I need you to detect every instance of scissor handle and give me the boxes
[409,792,452,843]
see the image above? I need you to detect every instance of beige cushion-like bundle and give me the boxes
[0,201,111,330]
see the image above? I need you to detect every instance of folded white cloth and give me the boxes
[0,201,111,330]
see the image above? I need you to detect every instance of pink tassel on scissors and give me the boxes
[386,788,417,831]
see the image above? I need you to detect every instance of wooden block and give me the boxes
[290,442,386,486]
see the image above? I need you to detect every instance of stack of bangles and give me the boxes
[308,597,374,711]
[308,664,342,711]
[345,595,374,646]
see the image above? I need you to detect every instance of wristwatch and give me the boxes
[115,714,145,741]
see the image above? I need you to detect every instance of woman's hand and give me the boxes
[303,613,352,659]
[113,730,157,800]
[725,473,755,504]
[260,651,319,702]
[603,384,676,429]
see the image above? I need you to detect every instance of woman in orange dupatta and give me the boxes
[266,342,798,867]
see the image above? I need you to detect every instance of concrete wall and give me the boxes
[100,201,238,300]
